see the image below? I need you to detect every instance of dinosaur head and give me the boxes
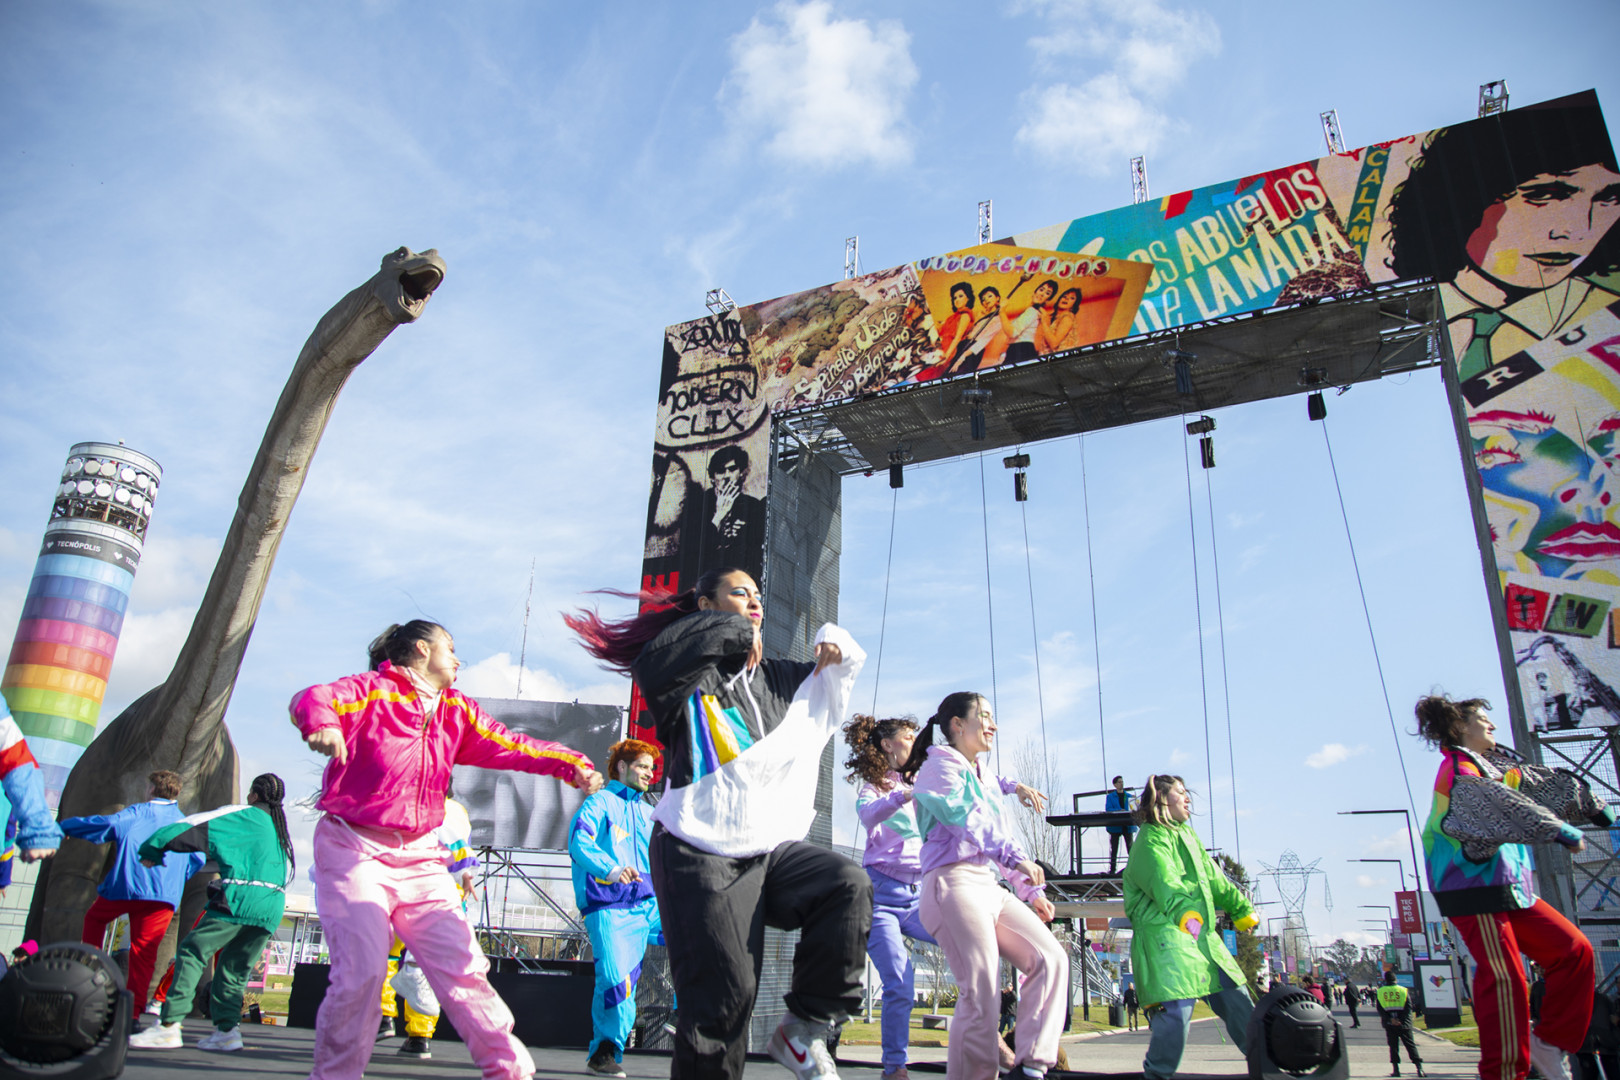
[376,246,446,323]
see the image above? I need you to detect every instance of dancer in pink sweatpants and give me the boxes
[291,620,602,1080]
[906,692,1066,1080]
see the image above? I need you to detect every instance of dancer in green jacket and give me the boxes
[128,773,295,1053]
[1123,774,1258,1079]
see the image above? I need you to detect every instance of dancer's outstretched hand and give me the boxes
[1031,895,1056,923]
[1014,783,1047,813]
[307,728,348,764]
[20,848,56,863]
[813,640,842,674]
[574,764,604,794]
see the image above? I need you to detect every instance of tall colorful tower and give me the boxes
[2,442,161,807]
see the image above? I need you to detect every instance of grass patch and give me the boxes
[1422,1005,1478,1048]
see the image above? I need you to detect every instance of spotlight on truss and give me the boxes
[1186,416,1215,436]
[1004,453,1030,501]
[963,385,992,441]
[1168,348,1197,395]
[887,445,912,489]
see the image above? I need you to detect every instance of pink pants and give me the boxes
[308,815,533,1080]
[920,862,1067,1080]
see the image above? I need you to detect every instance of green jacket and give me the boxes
[138,803,289,932]
[1122,820,1257,1010]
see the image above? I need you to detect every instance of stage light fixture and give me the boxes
[1245,983,1346,1080]
[1014,472,1028,501]
[1003,454,1030,470]
[1307,392,1326,421]
[1199,436,1216,469]
[887,445,912,489]
[1186,416,1215,436]
[963,386,992,441]
[0,942,132,1080]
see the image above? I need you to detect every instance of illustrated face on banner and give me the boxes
[1466,166,1620,292]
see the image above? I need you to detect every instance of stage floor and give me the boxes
[111,1006,1479,1080]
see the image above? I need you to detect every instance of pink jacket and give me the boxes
[289,662,591,833]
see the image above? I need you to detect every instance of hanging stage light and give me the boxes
[1003,453,1030,501]
[1308,391,1327,421]
[1200,436,1216,469]
[1185,416,1215,436]
[963,385,992,441]
[887,445,912,489]
[0,942,132,1080]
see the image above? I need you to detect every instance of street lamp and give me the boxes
[1348,857,1410,891]
[1340,809,1428,956]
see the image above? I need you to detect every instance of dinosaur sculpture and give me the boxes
[27,247,447,968]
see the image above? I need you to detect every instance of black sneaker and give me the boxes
[587,1041,626,1078]
[379,1015,396,1038]
[398,1036,432,1059]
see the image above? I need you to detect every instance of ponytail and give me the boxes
[899,691,982,783]
[250,772,296,881]
[566,567,749,677]
[842,714,919,786]
[367,620,445,671]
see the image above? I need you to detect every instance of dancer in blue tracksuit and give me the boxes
[570,738,665,1078]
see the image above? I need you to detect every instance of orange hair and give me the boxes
[607,738,662,782]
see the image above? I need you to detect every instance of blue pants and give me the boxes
[585,897,663,1060]
[1143,985,1253,1079]
[866,867,937,1070]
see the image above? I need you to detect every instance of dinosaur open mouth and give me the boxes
[401,264,443,302]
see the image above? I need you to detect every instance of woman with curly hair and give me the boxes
[1416,693,1613,1080]
[842,713,935,1080]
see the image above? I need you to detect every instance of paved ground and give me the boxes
[92,999,1484,1080]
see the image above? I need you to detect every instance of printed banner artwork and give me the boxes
[1395,890,1423,935]
[636,88,1619,743]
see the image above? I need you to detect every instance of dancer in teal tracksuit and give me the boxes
[570,738,665,1077]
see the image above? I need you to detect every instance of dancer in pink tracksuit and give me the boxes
[291,620,602,1080]
[906,691,1065,1080]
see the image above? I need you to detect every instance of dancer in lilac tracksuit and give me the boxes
[905,692,1064,1080]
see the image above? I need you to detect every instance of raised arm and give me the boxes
[453,696,597,789]
[59,803,142,845]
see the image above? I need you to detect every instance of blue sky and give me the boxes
[2,0,1617,950]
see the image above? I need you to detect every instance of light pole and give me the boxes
[1340,809,1428,956]
[1348,857,1410,892]
[1266,917,1292,974]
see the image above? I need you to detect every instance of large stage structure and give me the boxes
[2,441,160,807]
[633,88,1620,1006]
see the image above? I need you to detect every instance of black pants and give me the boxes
[1385,1023,1422,1067]
[650,826,872,1080]
[1109,831,1133,873]
[1346,998,1359,1027]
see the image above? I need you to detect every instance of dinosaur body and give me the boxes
[27,247,446,961]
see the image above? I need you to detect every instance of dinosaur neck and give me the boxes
[156,277,405,767]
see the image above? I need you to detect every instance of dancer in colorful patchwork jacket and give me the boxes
[59,769,206,1014]
[292,619,602,1080]
[570,738,664,1078]
[1417,694,1612,1080]
[129,773,295,1053]
[1123,774,1258,1080]
[906,691,1063,1080]
[0,696,62,865]
[568,567,867,1080]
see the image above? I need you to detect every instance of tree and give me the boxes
[1009,739,1069,872]
[1322,937,1360,977]
[1213,855,1264,995]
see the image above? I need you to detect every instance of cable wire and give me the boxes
[1181,418,1217,849]
[1202,463,1242,863]
[1019,480,1050,761]
[979,452,1001,772]
[1079,434,1107,785]
[1320,419,1423,826]
[869,484,899,714]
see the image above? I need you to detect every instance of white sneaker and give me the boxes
[1530,1034,1570,1080]
[390,962,441,1015]
[129,1021,184,1049]
[198,1026,244,1052]
[766,1015,840,1080]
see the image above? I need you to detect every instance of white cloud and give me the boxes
[1014,0,1221,174]
[1355,874,1385,888]
[1305,742,1367,769]
[456,651,628,709]
[723,0,917,169]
